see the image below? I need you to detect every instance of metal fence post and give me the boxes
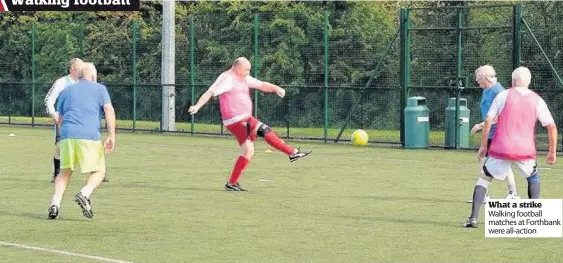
[323,8,329,143]
[455,8,463,149]
[399,8,411,147]
[513,3,522,70]
[80,22,85,58]
[190,15,196,135]
[253,13,259,118]
[131,21,138,131]
[31,23,36,127]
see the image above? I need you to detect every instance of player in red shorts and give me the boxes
[188,57,312,191]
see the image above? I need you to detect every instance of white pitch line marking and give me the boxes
[0,241,135,263]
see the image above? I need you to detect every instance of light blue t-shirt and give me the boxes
[480,82,505,139]
[64,75,74,86]
[57,80,111,141]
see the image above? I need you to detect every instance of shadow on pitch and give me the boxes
[283,194,464,205]
[0,210,83,222]
[0,177,51,184]
[336,214,458,228]
[308,211,459,228]
[122,182,225,192]
[349,194,463,204]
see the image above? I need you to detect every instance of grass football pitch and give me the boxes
[0,126,561,263]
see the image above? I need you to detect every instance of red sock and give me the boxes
[229,156,250,185]
[264,131,294,156]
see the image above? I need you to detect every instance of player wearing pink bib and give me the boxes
[464,67,558,228]
[188,57,312,191]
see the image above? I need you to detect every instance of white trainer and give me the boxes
[505,191,521,200]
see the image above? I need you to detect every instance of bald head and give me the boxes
[234,57,251,67]
[512,66,532,88]
[233,57,251,78]
[78,62,97,82]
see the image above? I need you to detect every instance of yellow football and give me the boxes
[351,129,369,146]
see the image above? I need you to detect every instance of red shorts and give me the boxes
[226,116,261,145]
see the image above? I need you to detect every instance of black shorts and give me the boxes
[54,124,61,144]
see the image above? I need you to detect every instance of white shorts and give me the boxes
[483,157,538,180]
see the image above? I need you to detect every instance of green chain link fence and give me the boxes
[0,2,561,151]
[401,3,563,151]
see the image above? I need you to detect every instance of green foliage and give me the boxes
[0,2,562,147]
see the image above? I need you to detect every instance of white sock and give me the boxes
[80,186,94,199]
[476,177,491,189]
[506,169,517,194]
[51,195,62,207]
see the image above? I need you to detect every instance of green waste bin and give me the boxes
[404,96,430,149]
[445,97,470,148]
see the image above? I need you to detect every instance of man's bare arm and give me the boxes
[188,90,214,115]
[546,123,558,154]
[478,116,498,128]
[194,90,214,109]
[103,104,116,138]
[481,117,494,149]
[257,82,282,93]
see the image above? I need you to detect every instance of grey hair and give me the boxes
[475,65,497,83]
[68,58,83,68]
[511,66,532,86]
[78,62,97,80]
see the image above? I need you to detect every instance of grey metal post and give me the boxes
[161,0,176,131]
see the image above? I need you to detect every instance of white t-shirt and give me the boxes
[487,87,554,127]
[44,75,75,116]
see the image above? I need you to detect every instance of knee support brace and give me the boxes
[256,123,271,138]
[527,162,540,183]
[527,173,540,183]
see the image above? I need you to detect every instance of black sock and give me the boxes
[527,174,540,199]
[470,185,487,219]
[54,158,60,176]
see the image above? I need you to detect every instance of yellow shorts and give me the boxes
[60,139,105,173]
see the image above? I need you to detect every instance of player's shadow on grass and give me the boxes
[332,214,459,228]
[0,177,49,184]
[0,210,83,222]
[123,182,224,192]
[351,194,461,204]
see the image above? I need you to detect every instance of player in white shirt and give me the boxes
[44,58,109,183]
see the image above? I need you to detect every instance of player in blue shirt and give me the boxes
[44,58,81,183]
[47,63,116,220]
[467,65,520,204]
[44,58,109,184]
